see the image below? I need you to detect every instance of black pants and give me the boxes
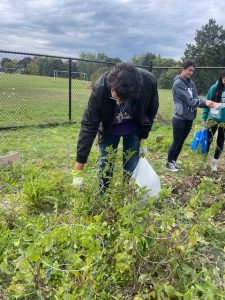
[168,117,193,162]
[207,125,225,159]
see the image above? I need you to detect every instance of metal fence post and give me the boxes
[149,60,153,72]
[68,58,72,121]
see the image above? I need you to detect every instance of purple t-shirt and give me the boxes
[109,102,137,136]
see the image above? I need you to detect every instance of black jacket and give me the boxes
[76,67,159,164]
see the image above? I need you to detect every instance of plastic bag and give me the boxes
[200,129,208,154]
[131,157,161,199]
[190,128,208,154]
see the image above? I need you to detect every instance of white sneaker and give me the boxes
[211,158,218,172]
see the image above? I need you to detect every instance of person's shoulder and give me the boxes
[209,81,218,91]
[91,72,109,100]
[172,76,183,87]
[206,82,217,99]
[93,72,108,88]
[137,67,156,82]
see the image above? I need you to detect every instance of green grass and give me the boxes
[0,73,91,127]
[0,73,175,128]
[158,88,174,120]
[0,123,224,298]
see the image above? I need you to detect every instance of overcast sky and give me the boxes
[0,0,224,61]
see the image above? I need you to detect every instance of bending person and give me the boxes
[72,63,159,193]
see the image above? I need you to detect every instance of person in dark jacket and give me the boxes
[72,63,159,193]
[166,60,219,172]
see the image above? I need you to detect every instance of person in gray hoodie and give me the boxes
[166,60,219,171]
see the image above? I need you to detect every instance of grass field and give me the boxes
[0,73,91,127]
[0,73,174,127]
[0,123,224,298]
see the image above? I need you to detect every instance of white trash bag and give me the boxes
[131,157,161,199]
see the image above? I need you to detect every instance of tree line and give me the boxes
[1,19,225,93]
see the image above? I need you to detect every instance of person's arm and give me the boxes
[202,85,216,121]
[72,87,102,188]
[75,87,102,166]
[148,81,159,127]
[176,81,218,109]
[139,81,159,139]
[174,82,206,108]
[74,162,85,170]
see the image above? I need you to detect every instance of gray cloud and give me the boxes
[0,0,225,60]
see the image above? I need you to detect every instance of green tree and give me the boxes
[130,52,156,68]
[26,62,39,75]
[18,57,32,68]
[1,58,12,68]
[1,58,18,73]
[130,54,179,88]
[153,57,178,87]
[158,69,179,89]
[17,57,32,74]
[26,57,66,77]
[183,19,225,66]
[77,52,121,80]
[183,19,225,93]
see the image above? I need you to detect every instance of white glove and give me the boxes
[71,170,84,189]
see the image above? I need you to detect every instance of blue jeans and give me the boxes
[98,132,140,193]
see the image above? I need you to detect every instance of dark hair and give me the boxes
[107,63,143,100]
[181,59,196,70]
[213,70,225,103]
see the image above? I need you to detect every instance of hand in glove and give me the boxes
[71,169,84,190]
[139,139,148,156]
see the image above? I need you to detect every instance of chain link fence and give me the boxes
[0,51,117,128]
[0,50,224,128]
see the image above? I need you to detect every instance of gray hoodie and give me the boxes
[172,75,206,120]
